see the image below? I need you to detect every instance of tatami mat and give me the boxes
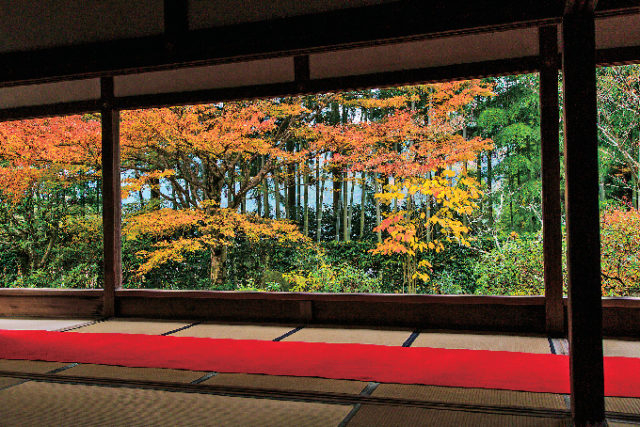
[0,318,92,331]
[346,405,570,426]
[72,319,190,335]
[0,359,72,392]
[373,383,566,410]
[171,323,293,340]
[55,364,206,383]
[203,372,367,394]
[604,339,640,358]
[0,359,69,374]
[0,377,23,390]
[0,381,352,426]
[411,332,552,354]
[606,397,640,415]
[282,327,412,346]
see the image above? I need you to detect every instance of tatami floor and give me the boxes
[0,317,639,426]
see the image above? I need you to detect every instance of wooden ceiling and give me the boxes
[0,0,638,118]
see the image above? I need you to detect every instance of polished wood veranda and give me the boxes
[0,317,638,426]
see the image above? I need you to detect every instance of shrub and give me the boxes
[600,208,640,296]
[474,233,545,295]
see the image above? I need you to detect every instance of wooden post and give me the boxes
[101,77,122,317]
[561,8,605,425]
[539,26,564,336]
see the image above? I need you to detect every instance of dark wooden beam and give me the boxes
[0,0,635,89]
[116,291,546,332]
[562,9,605,425]
[164,0,189,53]
[0,0,567,87]
[539,26,564,337]
[164,0,189,37]
[5,37,640,122]
[294,55,310,92]
[0,289,103,318]
[101,77,122,318]
[0,287,638,336]
[565,0,599,14]
[0,100,100,122]
[114,55,540,111]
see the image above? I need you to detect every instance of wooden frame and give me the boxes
[1,287,639,336]
[562,4,605,423]
[100,77,122,317]
[539,26,564,337]
[0,3,638,425]
[0,0,637,88]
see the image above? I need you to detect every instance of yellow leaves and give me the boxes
[136,238,205,275]
[126,204,312,277]
[372,166,480,291]
[442,169,456,178]
[124,208,205,240]
[418,260,432,268]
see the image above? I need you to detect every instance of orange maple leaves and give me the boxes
[0,115,100,203]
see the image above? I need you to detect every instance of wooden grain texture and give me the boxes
[0,295,102,318]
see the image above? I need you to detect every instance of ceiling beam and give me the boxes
[0,0,567,87]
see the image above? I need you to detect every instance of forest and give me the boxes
[0,66,639,297]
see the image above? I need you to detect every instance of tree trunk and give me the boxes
[317,167,326,244]
[487,151,493,226]
[374,173,382,244]
[240,163,247,214]
[150,178,161,208]
[209,246,224,286]
[262,157,270,219]
[359,173,366,240]
[332,168,341,218]
[274,171,281,219]
[303,162,309,237]
[335,187,342,242]
[286,141,296,221]
[348,174,355,240]
[316,156,322,242]
[228,168,234,208]
[343,173,349,242]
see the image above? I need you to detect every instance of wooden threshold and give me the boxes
[0,288,638,336]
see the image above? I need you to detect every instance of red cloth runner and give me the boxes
[0,329,638,397]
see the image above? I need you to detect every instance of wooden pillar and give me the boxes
[101,77,122,317]
[539,26,564,336]
[561,8,605,425]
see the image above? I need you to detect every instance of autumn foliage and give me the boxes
[2,72,639,296]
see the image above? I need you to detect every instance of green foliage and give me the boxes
[284,262,383,293]
[477,108,508,136]
[3,70,640,299]
[600,207,640,296]
[473,234,545,296]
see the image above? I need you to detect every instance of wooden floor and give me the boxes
[0,317,639,426]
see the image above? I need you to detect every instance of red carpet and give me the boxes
[0,329,638,397]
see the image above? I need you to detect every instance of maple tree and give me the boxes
[120,99,333,284]
[312,81,494,292]
[2,71,638,297]
[0,115,101,280]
